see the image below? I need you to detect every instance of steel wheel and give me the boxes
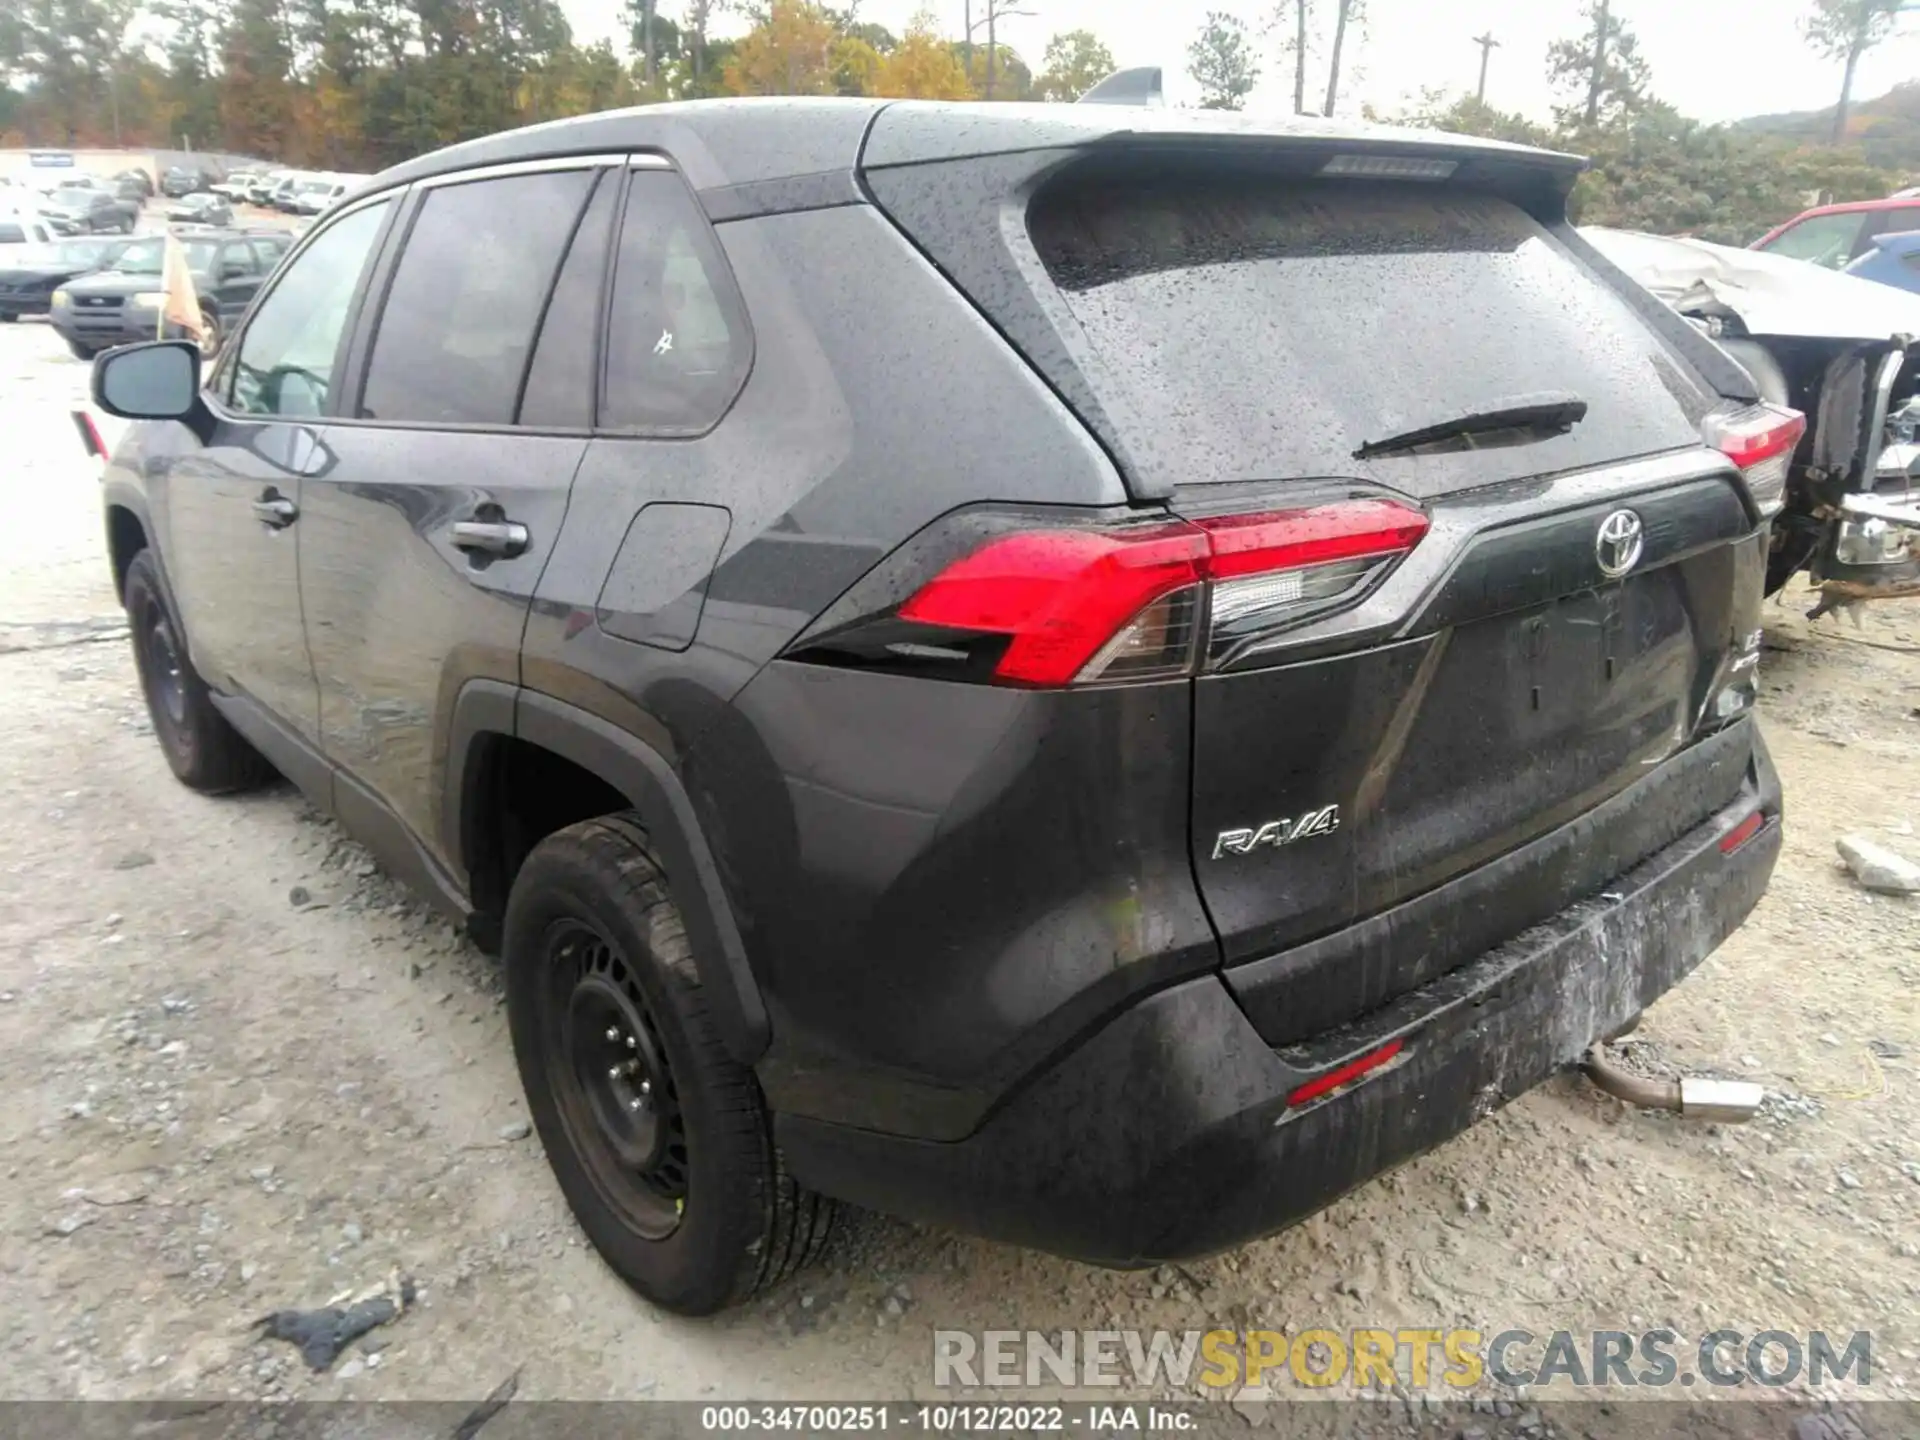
[138,590,189,730]
[543,918,688,1240]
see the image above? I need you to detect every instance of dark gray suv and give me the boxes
[89,95,1789,1315]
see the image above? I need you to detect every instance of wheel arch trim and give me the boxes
[446,683,770,1066]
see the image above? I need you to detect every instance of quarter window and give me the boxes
[229,199,390,419]
[359,169,596,425]
[601,169,750,434]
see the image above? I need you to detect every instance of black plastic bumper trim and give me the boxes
[777,740,1781,1266]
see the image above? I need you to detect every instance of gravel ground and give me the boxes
[1,312,1917,1419]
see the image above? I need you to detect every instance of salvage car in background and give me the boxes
[41,184,137,235]
[167,191,233,228]
[1844,229,1920,296]
[1586,226,1920,610]
[0,235,134,320]
[1752,196,1920,270]
[52,229,291,358]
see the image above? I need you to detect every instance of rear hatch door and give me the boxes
[864,118,1765,1039]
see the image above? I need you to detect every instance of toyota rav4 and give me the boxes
[87,95,1786,1315]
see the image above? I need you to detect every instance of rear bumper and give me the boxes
[779,733,1781,1266]
[0,297,49,318]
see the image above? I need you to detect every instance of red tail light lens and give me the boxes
[897,524,1207,686]
[1704,403,1805,518]
[894,499,1428,687]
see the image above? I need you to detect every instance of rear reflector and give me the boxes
[1719,810,1766,855]
[1288,1038,1405,1107]
[1704,403,1805,518]
[895,499,1428,687]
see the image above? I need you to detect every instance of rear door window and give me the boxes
[359,168,596,426]
[1027,175,1708,493]
[518,172,617,429]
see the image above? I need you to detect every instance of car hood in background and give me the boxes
[1583,225,1920,342]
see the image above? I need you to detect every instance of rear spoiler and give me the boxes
[1078,68,1164,107]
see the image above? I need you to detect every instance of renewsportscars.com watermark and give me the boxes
[932,1328,1874,1392]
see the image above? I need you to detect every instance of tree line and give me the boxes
[3,0,1913,247]
[1178,0,1918,245]
[0,0,1117,168]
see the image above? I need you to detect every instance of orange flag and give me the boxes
[159,234,202,343]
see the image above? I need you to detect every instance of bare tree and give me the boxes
[1802,0,1917,144]
[1321,0,1361,116]
[964,0,1034,99]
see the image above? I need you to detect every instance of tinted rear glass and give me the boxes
[1028,176,1709,492]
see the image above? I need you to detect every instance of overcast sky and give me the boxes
[557,0,1920,125]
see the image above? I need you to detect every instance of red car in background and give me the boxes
[1755,195,1920,268]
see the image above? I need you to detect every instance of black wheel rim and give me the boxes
[140,596,188,729]
[543,919,687,1240]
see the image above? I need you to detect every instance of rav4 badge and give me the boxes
[1212,805,1342,859]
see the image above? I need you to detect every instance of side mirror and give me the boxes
[93,341,201,421]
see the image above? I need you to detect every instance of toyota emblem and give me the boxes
[1595,509,1645,578]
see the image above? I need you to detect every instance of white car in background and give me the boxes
[212,171,262,201]
[288,174,349,215]
[0,209,60,248]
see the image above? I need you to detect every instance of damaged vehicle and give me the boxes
[1584,226,1920,612]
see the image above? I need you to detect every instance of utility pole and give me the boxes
[963,0,972,84]
[1472,30,1499,104]
[1583,0,1609,130]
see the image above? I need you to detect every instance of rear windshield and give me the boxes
[1028,175,1710,492]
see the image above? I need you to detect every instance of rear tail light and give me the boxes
[873,498,1428,688]
[1704,402,1805,518]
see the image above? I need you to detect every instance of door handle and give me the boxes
[452,520,530,557]
[251,495,298,528]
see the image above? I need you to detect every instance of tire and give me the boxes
[122,549,274,793]
[0,312,17,323]
[197,307,220,359]
[504,814,831,1315]
[66,339,95,361]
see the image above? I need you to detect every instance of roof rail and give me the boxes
[1076,67,1164,107]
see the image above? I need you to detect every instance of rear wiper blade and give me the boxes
[1354,390,1588,460]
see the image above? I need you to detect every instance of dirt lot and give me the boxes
[1,312,1917,1411]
